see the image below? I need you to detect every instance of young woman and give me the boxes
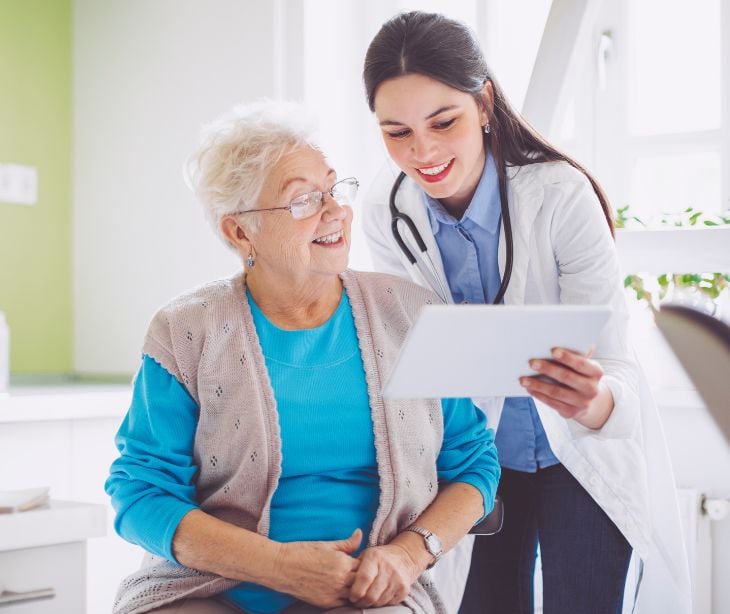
[361,11,691,614]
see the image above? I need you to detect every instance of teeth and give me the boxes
[313,230,343,244]
[418,160,452,175]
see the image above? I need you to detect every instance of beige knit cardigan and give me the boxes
[113,269,448,614]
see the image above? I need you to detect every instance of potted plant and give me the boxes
[615,206,730,390]
[617,206,730,316]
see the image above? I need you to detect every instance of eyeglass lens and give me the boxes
[290,178,358,219]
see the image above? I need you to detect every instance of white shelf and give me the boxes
[616,227,730,274]
[0,500,106,551]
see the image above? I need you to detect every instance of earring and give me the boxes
[483,123,491,134]
[247,252,255,268]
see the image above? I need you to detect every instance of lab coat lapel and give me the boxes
[500,165,544,306]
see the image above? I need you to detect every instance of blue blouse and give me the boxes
[422,153,560,472]
[106,288,500,614]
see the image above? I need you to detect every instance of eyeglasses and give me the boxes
[236,177,359,220]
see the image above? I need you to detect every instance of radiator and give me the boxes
[629,488,726,614]
[677,488,713,614]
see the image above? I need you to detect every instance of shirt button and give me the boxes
[589,474,600,487]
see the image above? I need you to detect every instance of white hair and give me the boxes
[185,100,321,246]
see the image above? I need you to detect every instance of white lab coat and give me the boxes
[362,159,692,613]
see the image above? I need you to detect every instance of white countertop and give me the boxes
[0,382,131,423]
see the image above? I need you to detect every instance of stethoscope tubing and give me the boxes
[388,167,514,306]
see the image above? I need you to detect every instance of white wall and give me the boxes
[73,0,280,374]
[71,0,552,376]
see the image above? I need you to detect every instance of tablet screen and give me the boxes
[382,304,612,399]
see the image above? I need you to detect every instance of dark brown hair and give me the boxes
[363,11,614,236]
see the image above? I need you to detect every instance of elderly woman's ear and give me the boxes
[220,215,253,253]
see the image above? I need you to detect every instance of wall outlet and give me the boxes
[0,163,38,206]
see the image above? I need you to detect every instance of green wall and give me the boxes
[0,0,72,373]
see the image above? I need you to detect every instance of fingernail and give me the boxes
[530,360,541,370]
[520,377,531,387]
[552,348,563,359]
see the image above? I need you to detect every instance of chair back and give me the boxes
[468,495,504,535]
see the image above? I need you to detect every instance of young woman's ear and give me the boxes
[479,80,495,125]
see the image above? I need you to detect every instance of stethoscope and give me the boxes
[388,165,514,305]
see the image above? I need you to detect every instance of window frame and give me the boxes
[591,0,729,220]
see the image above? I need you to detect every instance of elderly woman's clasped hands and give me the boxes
[273,528,427,609]
[348,535,430,608]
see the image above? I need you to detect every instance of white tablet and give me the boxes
[382,304,612,399]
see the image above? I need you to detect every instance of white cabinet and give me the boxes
[0,543,85,613]
[0,384,141,614]
[0,501,106,613]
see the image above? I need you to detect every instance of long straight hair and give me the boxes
[363,11,614,237]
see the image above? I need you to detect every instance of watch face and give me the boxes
[425,534,443,555]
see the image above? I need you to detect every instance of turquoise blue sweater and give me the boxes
[106,289,499,614]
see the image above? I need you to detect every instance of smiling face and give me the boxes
[241,146,353,288]
[374,73,490,214]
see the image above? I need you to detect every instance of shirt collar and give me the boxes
[422,152,501,235]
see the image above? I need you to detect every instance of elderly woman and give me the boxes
[105,101,500,614]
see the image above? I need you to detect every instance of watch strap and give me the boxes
[404,526,442,569]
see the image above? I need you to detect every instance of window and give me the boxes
[559,0,728,222]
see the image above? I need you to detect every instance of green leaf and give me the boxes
[617,206,728,310]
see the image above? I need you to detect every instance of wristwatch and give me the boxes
[404,526,443,569]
